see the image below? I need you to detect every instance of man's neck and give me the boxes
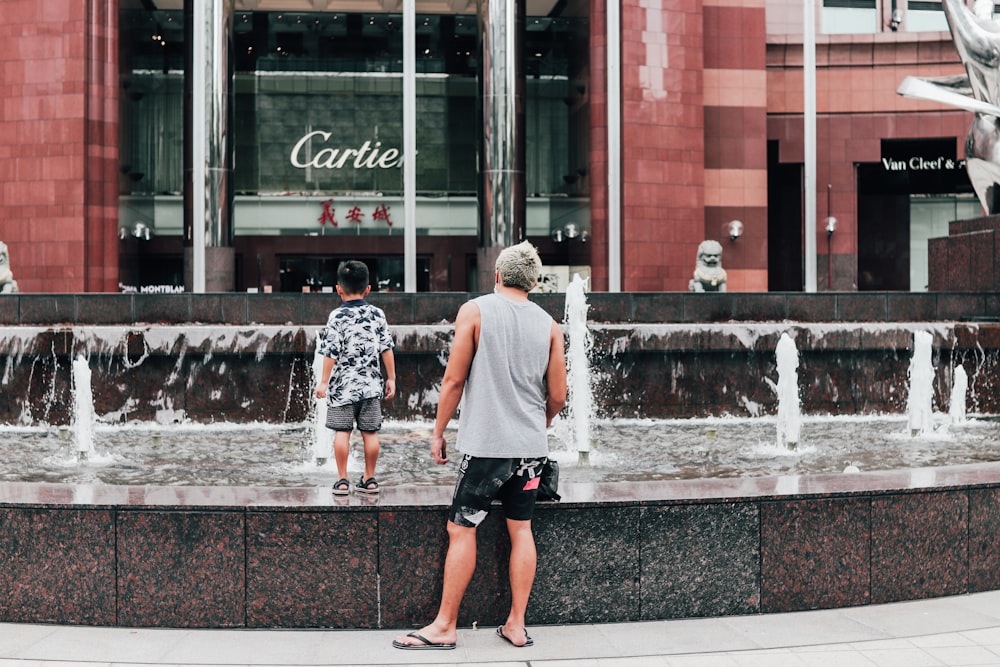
[495,284,529,302]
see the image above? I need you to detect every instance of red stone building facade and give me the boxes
[0,0,984,294]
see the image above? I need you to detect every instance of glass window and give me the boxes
[906,1,948,32]
[278,255,429,292]
[119,6,589,245]
[822,0,878,33]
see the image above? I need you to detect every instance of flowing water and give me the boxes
[1,414,997,487]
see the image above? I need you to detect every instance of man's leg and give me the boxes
[500,518,536,646]
[393,520,476,646]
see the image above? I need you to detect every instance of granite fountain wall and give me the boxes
[0,291,998,628]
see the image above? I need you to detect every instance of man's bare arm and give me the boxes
[545,321,568,426]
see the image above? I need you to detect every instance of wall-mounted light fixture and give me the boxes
[825,216,837,236]
[551,223,590,244]
[727,220,744,241]
[133,222,152,241]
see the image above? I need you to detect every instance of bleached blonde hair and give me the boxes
[495,241,542,292]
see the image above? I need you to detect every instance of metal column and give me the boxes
[185,0,235,293]
[476,0,525,290]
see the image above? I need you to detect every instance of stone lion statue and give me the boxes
[0,242,19,294]
[688,239,727,292]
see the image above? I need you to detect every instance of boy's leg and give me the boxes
[356,397,383,482]
[360,431,380,481]
[333,430,351,481]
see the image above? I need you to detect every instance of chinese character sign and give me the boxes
[316,201,395,231]
[318,199,338,227]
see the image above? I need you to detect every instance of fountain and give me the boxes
[950,365,969,424]
[774,332,801,450]
[563,273,593,463]
[907,330,935,436]
[0,291,997,630]
[72,355,95,461]
[311,337,332,466]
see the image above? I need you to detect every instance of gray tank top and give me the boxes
[456,293,554,458]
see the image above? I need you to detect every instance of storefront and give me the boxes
[118,4,592,293]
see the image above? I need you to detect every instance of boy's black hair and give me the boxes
[337,260,370,295]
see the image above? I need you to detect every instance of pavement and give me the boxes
[3,590,1000,666]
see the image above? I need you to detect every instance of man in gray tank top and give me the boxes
[392,241,567,651]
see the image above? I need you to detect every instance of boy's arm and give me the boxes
[381,348,396,399]
[314,356,335,399]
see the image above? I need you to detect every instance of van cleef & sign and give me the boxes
[880,156,966,172]
[290,131,401,170]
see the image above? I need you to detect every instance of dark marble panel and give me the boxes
[532,505,641,624]
[117,510,246,627]
[732,294,788,321]
[17,295,78,325]
[836,294,887,322]
[681,293,733,323]
[887,293,936,322]
[246,509,378,628]
[587,293,633,323]
[0,508,116,625]
[761,497,870,612]
[927,237,949,291]
[948,236,974,291]
[639,502,759,620]
[970,232,997,291]
[530,293,567,323]
[362,294,411,326]
[74,295,134,324]
[301,293,337,325]
[133,295,192,324]
[0,296,16,323]
[938,293,986,320]
[246,294,302,324]
[988,293,1000,319]
[786,294,836,321]
[407,293,472,324]
[631,293,684,323]
[871,491,968,604]
[969,488,1000,592]
[378,507,451,629]
[189,294,250,324]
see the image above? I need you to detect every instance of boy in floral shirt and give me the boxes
[315,260,396,494]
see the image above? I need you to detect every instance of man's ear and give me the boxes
[363,285,372,297]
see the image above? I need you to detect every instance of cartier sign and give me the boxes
[290,131,401,170]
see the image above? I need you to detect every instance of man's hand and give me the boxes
[431,434,449,464]
[314,384,327,399]
[384,378,396,400]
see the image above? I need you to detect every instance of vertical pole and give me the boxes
[803,0,818,292]
[403,0,417,292]
[476,0,525,290]
[191,3,207,293]
[607,0,622,292]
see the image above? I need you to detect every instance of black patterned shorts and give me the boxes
[449,455,547,527]
[326,396,382,432]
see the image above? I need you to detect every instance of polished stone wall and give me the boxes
[0,465,998,628]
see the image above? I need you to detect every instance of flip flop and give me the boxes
[496,625,534,647]
[392,631,457,650]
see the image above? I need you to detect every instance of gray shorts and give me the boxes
[326,397,382,432]
[449,455,547,527]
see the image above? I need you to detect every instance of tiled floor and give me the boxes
[3,590,1000,666]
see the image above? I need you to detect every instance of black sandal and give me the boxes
[332,478,350,496]
[355,476,380,494]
